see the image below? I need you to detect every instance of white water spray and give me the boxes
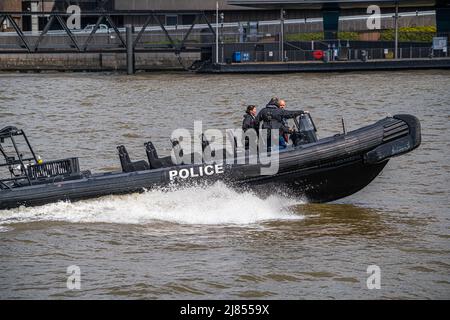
[0,182,304,228]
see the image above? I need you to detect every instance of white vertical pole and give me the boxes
[280,8,284,62]
[394,2,399,59]
[216,1,219,64]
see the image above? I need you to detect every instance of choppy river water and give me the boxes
[0,70,449,299]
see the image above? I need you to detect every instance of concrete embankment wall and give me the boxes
[0,52,200,71]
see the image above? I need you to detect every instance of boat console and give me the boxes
[291,113,318,146]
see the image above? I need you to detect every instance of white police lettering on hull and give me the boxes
[169,164,224,181]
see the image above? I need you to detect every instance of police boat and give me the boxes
[0,113,421,210]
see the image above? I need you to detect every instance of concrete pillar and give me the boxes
[31,1,39,33]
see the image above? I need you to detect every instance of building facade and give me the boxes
[1,0,446,36]
[0,0,22,31]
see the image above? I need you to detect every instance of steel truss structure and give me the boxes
[0,11,216,54]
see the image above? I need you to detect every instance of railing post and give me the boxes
[280,8,285,62]
[126,25,135,75]
[215,1,219,64]
[394,2,399,59]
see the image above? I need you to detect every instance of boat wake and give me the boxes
[0,182,305,229]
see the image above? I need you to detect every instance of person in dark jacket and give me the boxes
[242,105,259,133]
[256,97,305,150]
[242,105,259,150]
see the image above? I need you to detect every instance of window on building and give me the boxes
[181,14,196,25]
[165,15,178,26]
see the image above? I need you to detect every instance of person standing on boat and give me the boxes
[242,105,259,133]
[256,97,305,150]
[242,105,259,150]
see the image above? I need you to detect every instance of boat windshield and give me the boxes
[299,115,315,132]
[293,114,318,145]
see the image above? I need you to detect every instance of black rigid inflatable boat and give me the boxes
[0,113,421,210]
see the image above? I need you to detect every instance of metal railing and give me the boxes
[217,37,448,64]
[1,11,448,69]
[28,158,80,179]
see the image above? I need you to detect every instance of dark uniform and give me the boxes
[242,113,259,150]
[242,113,259,132]
[256,103,304,150]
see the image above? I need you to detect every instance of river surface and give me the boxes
[0,70,449,299]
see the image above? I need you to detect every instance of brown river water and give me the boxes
[0,70,449,299]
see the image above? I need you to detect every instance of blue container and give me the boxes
[232,51,241,63]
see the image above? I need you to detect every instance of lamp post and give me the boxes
[220,12,224,63]
[280,8,285,62]
[216,1,219,64]
[394,2,399,59]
